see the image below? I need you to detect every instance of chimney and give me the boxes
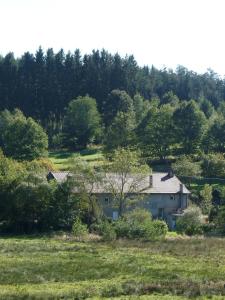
[149,175,153,187]
[168,169,174,178]
[180,183,184,193]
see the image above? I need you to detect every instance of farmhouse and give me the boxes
[47,171,190,228]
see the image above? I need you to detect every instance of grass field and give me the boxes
[49,148,104,170]
[0,236,225,299]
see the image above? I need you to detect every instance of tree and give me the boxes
[199,98,214,118]
[63,96,102,149]
[203,116,225,152]
[215,206,225,233]
[133,93,150,124]
[161,91,179,107]
[104,148,150,216]
[68,156,103,224]
[104,111,136,151]
[199,184,213,214]
[176,206,203,235]
[201,153,225,178]
[0,151,52,233]
[172,155,202,179]
[173,100,207,153]
[103,89,134,126]
[0,109,48,160]
[138,104,175,159]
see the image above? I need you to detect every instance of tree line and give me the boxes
[1,91,225,161]
[1,47,225,144]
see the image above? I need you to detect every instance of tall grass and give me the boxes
[0,237,225,299]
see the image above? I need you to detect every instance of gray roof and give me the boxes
[48,171,70,183]
[47,171,190,194]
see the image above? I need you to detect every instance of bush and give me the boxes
[141,219,168,240]
[176,206,203,235]
[124,208,152,223]
[99,221,117,241]
[115,208,167,240]
[90,221,116,241]
[72,218,88,239]
[114,219,131,238]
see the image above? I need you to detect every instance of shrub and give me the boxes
[115,208,167,240]
[176,206,203,235]
[123,208,152,223]
[141,219,168,240]
[72,218,88,240]
[90,221,116,241]
[99,221,117,241]
[114,219,131,238]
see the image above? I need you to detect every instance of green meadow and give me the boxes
[49,148,104,170]
[0,236,225,299]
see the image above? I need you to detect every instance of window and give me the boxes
[170,195,175,200]
[113,211,119,220]
[104,197,109,203]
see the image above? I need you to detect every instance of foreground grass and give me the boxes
[0,237,225,299]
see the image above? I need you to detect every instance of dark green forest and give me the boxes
[1,47,225,141]
[1,47,225,156]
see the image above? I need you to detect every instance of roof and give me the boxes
[47,171,70,183]
[47,171,190,194]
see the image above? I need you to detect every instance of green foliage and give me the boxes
[201,153,225,178]
[172,155,202,177]
[97,221,117,241]
[203,116,225,152]
[199,184,213,214]
[176,206,203,235]
[104,111,136,151]
[142,220,168,240]
[215,206,225,233]
[133,93,150,124]
[69,156,103,224]
[173,100,207,153]
[0,151,80,233]
[115,208,167,240]
[138,104,175,159]
[199,97,215,118]
[103,89,134,126]
[72,218,88,239]
[63,96,102,149]
[0,109,48,160]
[161,91,180,107]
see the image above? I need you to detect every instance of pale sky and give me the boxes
[1,0,225,76]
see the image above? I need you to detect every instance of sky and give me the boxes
[1,0,225,76]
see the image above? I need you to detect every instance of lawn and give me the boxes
[49,148,104,170]
[0,236,225,299]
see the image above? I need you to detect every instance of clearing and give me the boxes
[49,148,104,170]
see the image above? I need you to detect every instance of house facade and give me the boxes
[47,171,190,228]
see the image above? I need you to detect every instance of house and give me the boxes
[47,171,190,228]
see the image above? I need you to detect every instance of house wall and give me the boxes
[96,193,188,228]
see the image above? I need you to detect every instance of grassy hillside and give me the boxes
[0,236,225,299]
[49,148,104,170]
